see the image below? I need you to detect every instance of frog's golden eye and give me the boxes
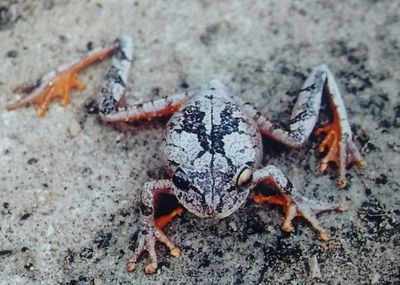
[172,168,190,191]
[236,167,253,190]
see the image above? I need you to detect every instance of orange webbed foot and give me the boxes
[6,70,87,117]
[315,115,367,189]
[6,41,117,117]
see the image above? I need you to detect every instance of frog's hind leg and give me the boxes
[243,64,366,188]
[5,38,121,117]
[251,165,347,240]
[100,91,193,123]
[98,40,193,123]
[99,85,193,124]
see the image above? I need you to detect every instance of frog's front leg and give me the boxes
[127,180,182,274]
[251,165,347,240]
[243,64,366,188]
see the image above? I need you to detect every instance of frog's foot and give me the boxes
[127,227,181,274]
[6,68,86,117]
[253,194,348,241]
[315,116,367,189]
[6,41,118,117]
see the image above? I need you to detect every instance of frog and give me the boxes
[6,35,366,274]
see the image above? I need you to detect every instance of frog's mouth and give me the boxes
[175,188,249,220]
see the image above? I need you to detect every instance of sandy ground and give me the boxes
[0,1,399,284]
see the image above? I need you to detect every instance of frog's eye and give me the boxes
[172,168,190,191]
[236,167,253,190]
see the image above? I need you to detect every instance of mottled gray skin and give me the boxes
[161,80,262,219]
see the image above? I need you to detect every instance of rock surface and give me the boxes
[0,1,399,284]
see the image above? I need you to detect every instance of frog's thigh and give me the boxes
[100,92,192,122]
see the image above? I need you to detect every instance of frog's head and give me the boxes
[171,164,254,219]
[162,78,263,218]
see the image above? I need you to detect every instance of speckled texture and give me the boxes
[0,1,399,284]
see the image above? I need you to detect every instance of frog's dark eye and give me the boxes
[236,167,253,190]
[172,168,190,191]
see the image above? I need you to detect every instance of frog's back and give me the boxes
[162,81,262,174]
